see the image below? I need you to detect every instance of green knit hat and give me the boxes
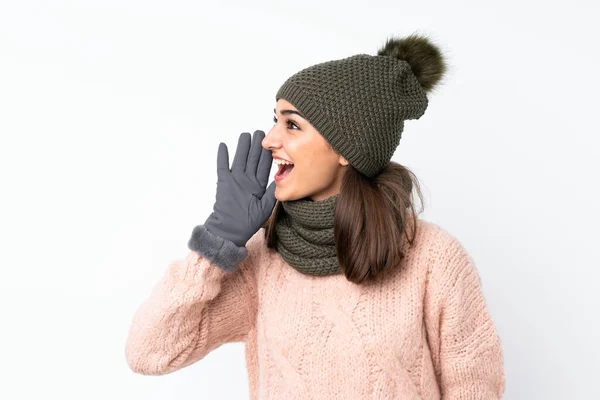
[275,33,448,178]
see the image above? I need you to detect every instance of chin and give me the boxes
[274,188,292,202]
[275,186,303,202]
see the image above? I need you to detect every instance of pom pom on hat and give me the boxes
[377,33,447,93]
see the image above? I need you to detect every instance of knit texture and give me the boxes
[125,219,505,399]
[276,194,341,276]
[276,53,428,177]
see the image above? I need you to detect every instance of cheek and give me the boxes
[298,151,339,181]
[287,134,339,182]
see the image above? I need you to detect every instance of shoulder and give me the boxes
[236,228,270,276]
[413,218,469,256]
[245,228,268,258]
[413,218,479,286]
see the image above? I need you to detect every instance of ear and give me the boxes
[338,155,349,166]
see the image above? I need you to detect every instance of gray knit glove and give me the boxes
[188,130,276,272]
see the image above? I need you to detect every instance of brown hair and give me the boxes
[263,161,424,284]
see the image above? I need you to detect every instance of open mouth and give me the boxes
[274,160,294,182]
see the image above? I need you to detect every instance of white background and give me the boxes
[1,1,599,399]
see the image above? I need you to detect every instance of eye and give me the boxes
[272,115,299,130]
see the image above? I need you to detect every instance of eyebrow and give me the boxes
[274,108,305,119]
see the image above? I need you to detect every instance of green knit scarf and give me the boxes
[275,194,342,276]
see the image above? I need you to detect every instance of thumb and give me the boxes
[261,181,277,212]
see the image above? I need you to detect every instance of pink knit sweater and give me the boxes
[125,219,505,399]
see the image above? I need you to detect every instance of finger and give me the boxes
[260,181,277,212]
[216,142,230,178]
[256,145,273,188]
[246,130,265,177]
[231,132,251,173]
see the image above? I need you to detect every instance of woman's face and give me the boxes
[262,98,348,201]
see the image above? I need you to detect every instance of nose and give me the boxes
[262,126,281,151]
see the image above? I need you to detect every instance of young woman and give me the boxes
[125,33,506,399]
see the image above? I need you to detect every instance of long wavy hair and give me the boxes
[262,161,425,284]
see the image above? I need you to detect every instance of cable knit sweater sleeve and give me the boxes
[423,230,506,399]
[124,229,262,375]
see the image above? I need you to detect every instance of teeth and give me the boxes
[274,159,294,165]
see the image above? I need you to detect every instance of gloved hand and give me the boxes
[202,130,277,248]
